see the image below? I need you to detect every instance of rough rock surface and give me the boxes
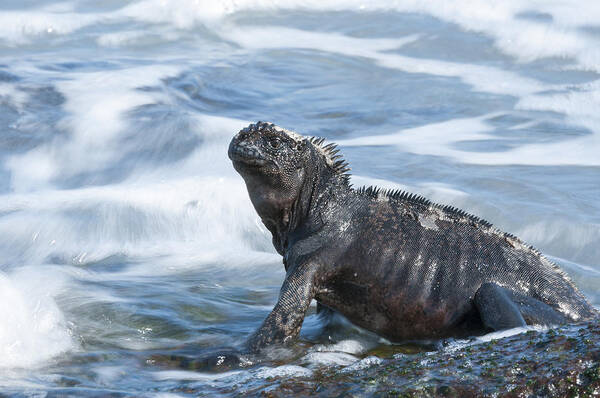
[226,320,600,397]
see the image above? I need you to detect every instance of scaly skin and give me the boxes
[228,121,597,352]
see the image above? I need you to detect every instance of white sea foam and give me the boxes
[96,30,153,48]
[107,0,600,74]
[1,0,597,70]
[2,0,599,75]
[2,1,599,171]
[152,364,311,388]
[0,173,270,270]
[222,26,418,55]
[311,339,365,355]
[0,267,73,369]
[441,324,547,356]
[301,338,374,367]
[342,356,383,372]
[338,114,497,162]
[338,114,600,166]
[7,65,182,192]
[475,325,546,343]
[256,365,312,378]
[222,26,546,97]
[303,351,358,367]
[2,70,266,267]
[0,7,98,46]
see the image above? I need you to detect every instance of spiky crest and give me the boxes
[306,136,351,180]
[356,185,496,228]
[354,183,574,283]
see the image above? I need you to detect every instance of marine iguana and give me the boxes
[228,121,597,352]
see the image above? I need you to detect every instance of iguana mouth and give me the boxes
[228,143,268,166]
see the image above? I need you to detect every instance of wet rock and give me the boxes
[234,319,600,397]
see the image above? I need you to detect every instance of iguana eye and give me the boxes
[268,138,281,149]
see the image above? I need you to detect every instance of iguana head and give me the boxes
[228,122,309,228]
[228,121,349,252]
[228,121,307,174]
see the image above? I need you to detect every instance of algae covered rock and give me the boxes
[241,320,600,397]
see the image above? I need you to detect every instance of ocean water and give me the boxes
[0,0,599,396]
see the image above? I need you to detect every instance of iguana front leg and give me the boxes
[247,263,316,352]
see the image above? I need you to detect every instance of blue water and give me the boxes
[0,1,599,396]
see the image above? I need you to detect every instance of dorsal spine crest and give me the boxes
[306,136,351,178]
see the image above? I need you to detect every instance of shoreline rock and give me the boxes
[238,320,600,397]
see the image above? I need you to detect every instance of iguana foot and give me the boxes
[474,282,527,331]
[474,282,568,332]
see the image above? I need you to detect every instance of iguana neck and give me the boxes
[264,160,341,256]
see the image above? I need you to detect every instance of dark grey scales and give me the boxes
[227,121,597,354]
